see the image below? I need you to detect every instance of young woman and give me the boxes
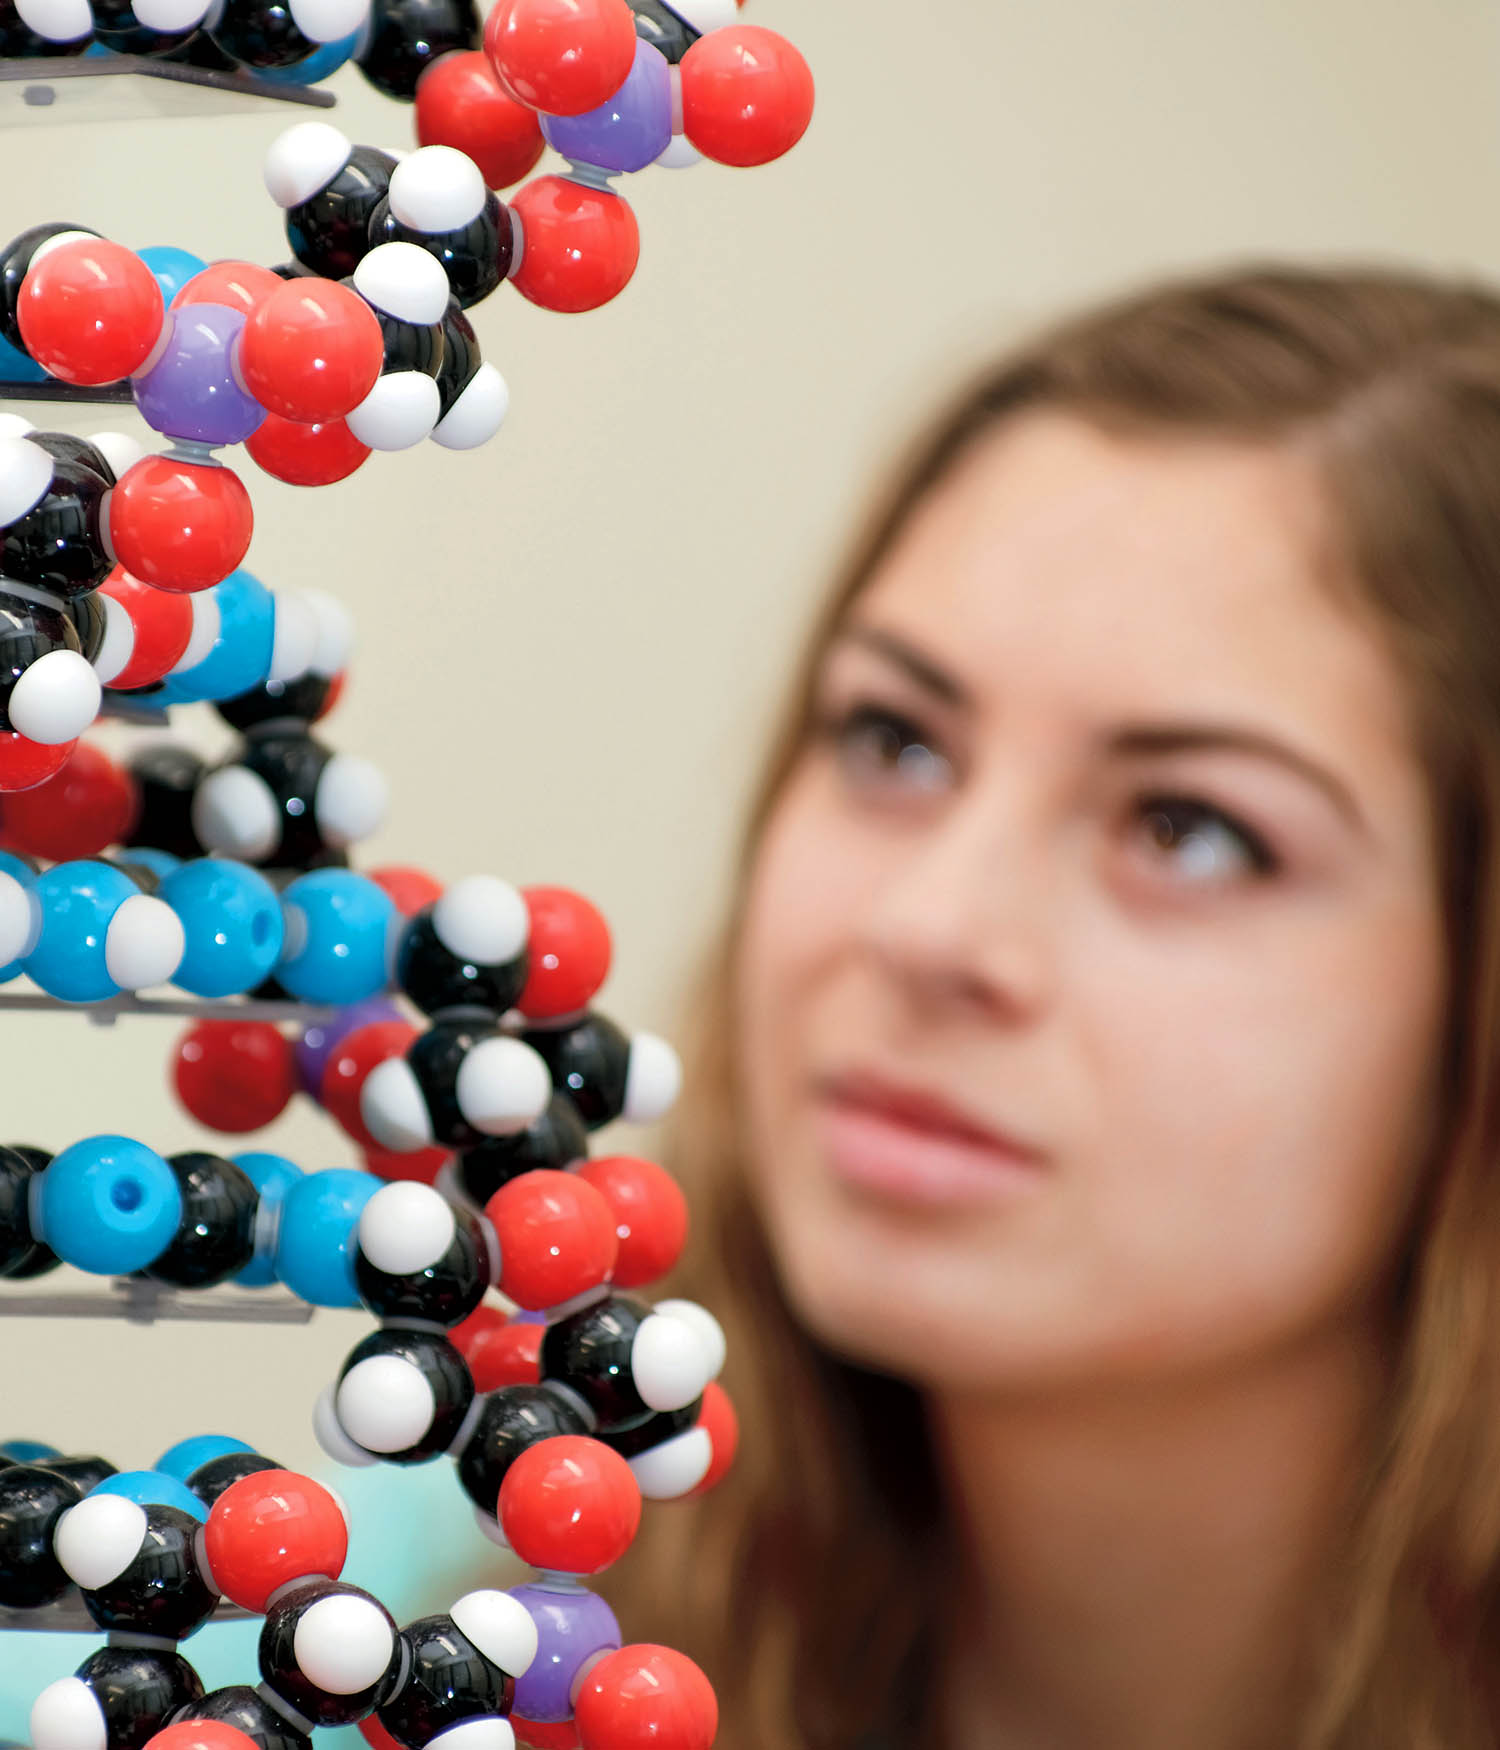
[613,264,1500,1749]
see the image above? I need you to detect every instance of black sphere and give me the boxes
[522,1012,632,1129]
[125,744,207,863]
[146,1152,259,1289]
[186,1450,282,1509]
[540,1293,654,1433]
[336,1327,475,1464]
[457,1094,589,1205]
[258,1578,402,1726]
[354,0,477,100]
[75,1645,204,1750]
[285,145,397,281]
[1,451,112,598]
[377,1612,514,1748]
[453,1383,589,1513]
[174,1683,313,1750]
[74,1501,218,1639]
[0,1142,54,1278]
[0,1463,81,1608]
[354,1199,490,1328]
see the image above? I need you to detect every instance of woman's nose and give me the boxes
[853,786,1055,1019]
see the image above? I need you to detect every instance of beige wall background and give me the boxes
[2,0,1500,1472]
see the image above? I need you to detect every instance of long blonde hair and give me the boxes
[610,263,1500,1749]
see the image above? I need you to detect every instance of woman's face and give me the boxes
[736,410,1449,1391]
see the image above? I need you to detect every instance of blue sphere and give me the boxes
[0,328,46,384]
[154,569,275,706]
[90,1468,208,1522]
[121,848,182,883]
[274,1167,379,1307]
[136,246,208,308]
[254,28,358,82]
[162,858,284,998]
[0,850,39,985]
[155,1433,255,1483]
[38,1135,182,1276]
[231,1151,303,1288]
[24,860,183,1004]
[276,869,396,1006]
[0,1440,60,1462]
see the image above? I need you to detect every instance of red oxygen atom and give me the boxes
[203,1468,348,1612]
[497,1435,641,1574]
[173,260,282,316]
[1,740,137,861]
[517,885,611,1020]
[416,51,545,188]
[576,1156,686,1290]
[483,0,636,116]
[108,456,253,594]
[98,567,194,691]
[173,1018,297,1134]
[679,24,814,168]
[574,1645,717,1750]
[238,279,384,424]
[18,237,164,385]
[0,732,74,795]
[368,865,444,917]
[484,1168,618,1311]
[245,413,371,488]
[509,177,639,314]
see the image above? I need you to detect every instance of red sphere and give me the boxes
[238,279,384,424]
[107,456,254,594]
[455,1303,544,1390]
[321,1018,420,1150]
[357,1717,407,1750]
[688,1382,737,1498]
[517,886,611,1020]
[0,732,74,795]
[416,50,545,188]
[174,260,282,317]
[483,0,636,117]
[146,1724,264,1750]
[509,177,639,314]
[497,1435,640,1574]
[1,740,137,860]
[484,1168,618,1311]
[362,1144,448,1185]
[679,25,814,168]
[17,237,164,386]
[245,412,370,488]
[173,1018,297,1134]
[368,865,444,917]
[98,566,195,691]
[576,1156,686,1290]
[203,1468,348,1612]
[574,1646,717,1750]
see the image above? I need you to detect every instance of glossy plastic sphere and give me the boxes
[172,1017,298,1133]
[573,1646,716,1750]
[415,51,543,189]
[576,1156,686,1289]
[203,1469,348,1612]
[96,568,195,691]
[1,741,137,861]
[459,1309,544,1391]
[485,1168,617,1310]
[509,177,638,314]
[245,411,370,487]
[688,1380,737,1497]
[36,1134,182,1275]
[334,1325,474,1461]
[25,859,184,1002]
[355,0,478,102]
[87,1468,209,1522]
[232,1151,303,1287]
[0,729,73,793]
[274,1166,380,1307]
[517,886,611,1019]
[133,303,265,447]
[17,237,164,385]
[368,864,442,916]
[238,279,384,423]
[297,995,401,1097]
[0,851,39,982]
[146,1150,259,1289]
[0,1464,82,1609]
[321,1016,419,1149]
[136,245,209,306]
[354,1178,490,1326]
[173,260,283,317]
[540,38,671,174]
[508,1584,619,1723]
[152,568,275,704]
[679,24,814,167]
[257,1577,400,1726]
[497,1436,640,1575]
[276,868,397,1006]
[108,456,253,594]
[483,0,635,116]
[155,1433,255,1483]
[144,1722,262,1750]
[160,857,284,998]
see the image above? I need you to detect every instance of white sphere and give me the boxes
[431,363,509,452]
[11,0,90,43]
[631,1311,714,1413]
[8,648,100,746]
[292,1591,396,1694]
[0,436,53,528]
[265,121,353,211]
[87,431,146,480]
[346,372,442,452]
[315,753,389,847]
[313,1383,378,1468]
[303,589,354,677]
[171,588,220,673]
[629,1425,712,1500]
[191,764,280,863]
[651,1297,726,1382]
[0,414,33,440]
[90,592,135,688]
[104,893,186,991]
[30,1678,106,1750]
[268,591,319,686]
[668,0,735,30]
[455,1036,552,1137]
[53,1495,147,1591]
[655,134,703,170]
[0,870,39,966]
[132,0,210,31]
[360,1056,434,1152]
[357,1180,455,1277]
[622,1031,682,1123]
[390,146,487,234]
[287,0,367,43]
[432,874,527,967]
[427,1720,514,1750]
[336,1353,436,1454]
[451,1588,539,1678]
[353,242,450,326]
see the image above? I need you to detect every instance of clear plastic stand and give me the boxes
[0,51,335,126]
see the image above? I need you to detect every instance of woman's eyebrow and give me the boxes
[835,625,969,707]
[1104,721,1371,840]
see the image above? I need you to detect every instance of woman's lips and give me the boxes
[811,1074,1048,1209]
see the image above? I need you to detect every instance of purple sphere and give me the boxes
[541,38,672,174]
[296,996,404,1098]
[508,1583,621,1722]
[132,302,265,447]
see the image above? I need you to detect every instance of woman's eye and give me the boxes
[1133,794,1278,883]
[825,703,953,797]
